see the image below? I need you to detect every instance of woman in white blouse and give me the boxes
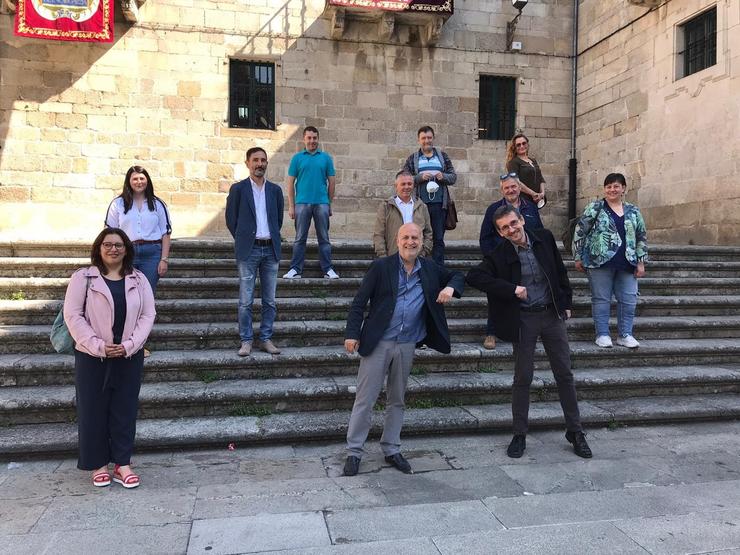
[105,166,172,293]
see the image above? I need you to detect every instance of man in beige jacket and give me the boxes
[374,171,433,259]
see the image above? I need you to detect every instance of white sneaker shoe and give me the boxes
[324,269,340,279]
[616,335,640,348]
[595,335,613,348]
[282,268,301,279]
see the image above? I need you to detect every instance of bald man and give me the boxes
[343,223,465,476]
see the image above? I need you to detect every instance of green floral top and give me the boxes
[572,200,648,268]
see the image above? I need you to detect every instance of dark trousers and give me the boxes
[486,293,497,335]
[75,350,144,470]
[426,203,447,265]
[512,307,582,434]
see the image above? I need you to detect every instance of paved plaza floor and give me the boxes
[2,420,740,554]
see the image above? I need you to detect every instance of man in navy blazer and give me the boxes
[226,147,284,356]
[343,223,464,476]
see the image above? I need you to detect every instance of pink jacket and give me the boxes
[63,266,156,358]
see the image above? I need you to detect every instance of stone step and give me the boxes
[2,239,738,262]
[2,315,739,355]
[2,364,739,426]
[2,339,738,387]
[3,276,740,300]
[3,256,739,279]
[2,295,739,325]
[2,392,739,456]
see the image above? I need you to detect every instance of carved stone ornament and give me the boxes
[627,0,662,7]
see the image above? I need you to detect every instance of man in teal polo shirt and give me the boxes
[283,126,339,279]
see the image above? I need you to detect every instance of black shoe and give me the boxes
[507,434,526,458]
[343,456,360,476]
[384,453,412,474]
[566,431,593,458]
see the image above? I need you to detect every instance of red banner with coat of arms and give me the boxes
[14,0,114,42]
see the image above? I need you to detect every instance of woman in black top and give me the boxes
[506,133,546,207]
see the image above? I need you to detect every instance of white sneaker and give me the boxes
[324,269,340,279]
[595,335,613,348]
[616,335,640,349]
[282,268,301,279]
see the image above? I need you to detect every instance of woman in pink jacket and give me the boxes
[64,228,155,489]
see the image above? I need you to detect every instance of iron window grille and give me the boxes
[478,76,516,141]
[229,60,275,130]
[679,7,716,78]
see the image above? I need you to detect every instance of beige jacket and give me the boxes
[373,196,433,258]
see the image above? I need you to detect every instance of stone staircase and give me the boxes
[1,239,739,457]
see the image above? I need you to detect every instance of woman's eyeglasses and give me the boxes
[515,142,528,147]
[102,242,125,250]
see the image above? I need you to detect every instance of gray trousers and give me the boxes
[512,307,583,434]
[346,340,416,458]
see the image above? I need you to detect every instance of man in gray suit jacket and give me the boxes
[226,147,284,356]
[343,223,464,476]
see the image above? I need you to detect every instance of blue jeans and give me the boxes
[426,203,447,265]
[133,242,162,293]
[289,203,332,274]
[238,245,279,342]
[587,267,638,337]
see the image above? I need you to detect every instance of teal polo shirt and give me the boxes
[288,149,336,205]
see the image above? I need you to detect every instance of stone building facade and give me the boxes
[0,0,574,240]
[576,0,739,244]
[0,0,737,244]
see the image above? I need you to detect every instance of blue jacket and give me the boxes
[345,255,465,357]
[479,196,543,256]
[225,178,284,261]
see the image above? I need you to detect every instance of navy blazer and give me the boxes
[225,178,284,261]
[345,255,465,357]
[479,196,543,256]
[467,228,572,343]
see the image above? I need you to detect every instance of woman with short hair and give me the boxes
[573,173,648,349]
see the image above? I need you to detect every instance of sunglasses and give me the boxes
[515,141,528,147]
[499,172,518,180]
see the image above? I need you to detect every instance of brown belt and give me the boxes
[132,239,162,245]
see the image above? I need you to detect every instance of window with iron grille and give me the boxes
[678,7,716,78]
[478,76,516,141]
[229,60,275,130]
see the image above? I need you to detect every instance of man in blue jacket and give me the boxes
[478,172,543,350]
[343,223,464,476]
[225,147,284,356]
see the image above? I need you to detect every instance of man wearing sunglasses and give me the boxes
[478,172,543,349]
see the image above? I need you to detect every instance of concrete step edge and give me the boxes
[3,365,740,412]
[2,393,739,456]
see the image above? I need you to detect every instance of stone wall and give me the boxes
[576,0,740,245]
[0,0,573,241]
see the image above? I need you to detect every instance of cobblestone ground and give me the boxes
[3,420,740,554]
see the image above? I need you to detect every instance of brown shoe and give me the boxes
[238,341,252,357]
[258,340,281,354]
[483,336,496,350]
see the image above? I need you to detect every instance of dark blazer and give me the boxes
[466,228,572,343]
[479,196,543,256]
[225,177,284,261]
[345,255,465,357]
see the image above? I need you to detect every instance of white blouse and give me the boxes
[105,197,172,242]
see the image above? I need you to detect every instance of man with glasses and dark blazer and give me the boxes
[343,223,464,476]
[478,172,543,350]
[467,205,592,460]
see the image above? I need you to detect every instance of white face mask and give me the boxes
[426,181,439,194]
